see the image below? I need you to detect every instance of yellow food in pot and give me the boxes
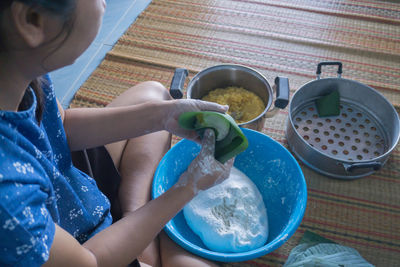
[201,87,266,124]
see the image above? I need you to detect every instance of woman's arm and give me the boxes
[63,100,166,151]
[44,182,195,267]
[62,99,227,151]
[43,130,232,267]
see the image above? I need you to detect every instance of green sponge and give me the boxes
[178,111,248,163]
[316,90,340,117]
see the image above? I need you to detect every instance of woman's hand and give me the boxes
[163,99,228,142]
[175,129,234,195]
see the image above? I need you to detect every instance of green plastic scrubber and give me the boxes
[316,90,341,117]
[178,111,249,163]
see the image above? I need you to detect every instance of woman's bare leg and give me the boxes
[105,81,171,267]
[159,232,220,267]
[105,81,220,267]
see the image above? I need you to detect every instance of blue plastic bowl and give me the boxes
[152,128,307,262]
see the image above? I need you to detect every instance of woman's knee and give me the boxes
[130,81,171,102]
[136,81,171,100]
[108,81,171,107]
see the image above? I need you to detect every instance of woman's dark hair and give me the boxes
[0,0,76,122]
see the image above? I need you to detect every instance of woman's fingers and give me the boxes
[222,158,234,177]
[194,99,228,113]
[199,129,216,157]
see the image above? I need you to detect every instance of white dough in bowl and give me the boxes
[183,167,269,253]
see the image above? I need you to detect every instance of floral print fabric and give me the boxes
[0,75,112,266]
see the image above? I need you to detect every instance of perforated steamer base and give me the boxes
[292,100,388,162]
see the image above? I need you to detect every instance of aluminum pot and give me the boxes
[286,62,400,179]
[169,64,289,131]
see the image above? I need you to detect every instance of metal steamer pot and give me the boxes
[169,64,290,131]
[286,62,400,179]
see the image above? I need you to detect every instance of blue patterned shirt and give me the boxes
[0,75,112,266]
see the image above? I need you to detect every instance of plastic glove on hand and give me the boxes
[163,99,228,142]
[176,129,234,195]
[178,111,248,163]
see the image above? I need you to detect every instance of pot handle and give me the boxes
[274,77,290,109]
[264,77,290,119]
[316,61,343,79]
[169,68,188,99]
[342,162,382,172]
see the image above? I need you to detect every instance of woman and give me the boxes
[0,0,232,266]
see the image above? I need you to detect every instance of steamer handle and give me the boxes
[274,77,290,109]
[170,68,188,99]
[342,162,382,172]
[316,61,343,79]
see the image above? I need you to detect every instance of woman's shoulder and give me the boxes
[0,132,52,189]
[41,74,57,103]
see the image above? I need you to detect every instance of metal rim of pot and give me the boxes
[169,64,290,130]
[286,61,400,179]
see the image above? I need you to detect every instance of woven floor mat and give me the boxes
[72,0,400,110]
[71,0,400,266]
